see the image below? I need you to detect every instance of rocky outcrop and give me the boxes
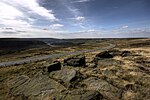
[45,61,61,73]
[7,74,66,99]
[49,68,81,87]
[7,74,104,100]
[108,49,131,57]
[64,55,86,67]
[93,50,131,64]
[97,59,123,67]
[43,89,103,100]
[81,77,122,100]
[93,51,113,64]
[2,39,150,100]
[96,51,113,59]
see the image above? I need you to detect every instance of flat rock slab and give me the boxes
[97,59,123,67]
[81,77,122,100]
[43,89,103,100]
[7,74,66,99]
[49,68,77,84]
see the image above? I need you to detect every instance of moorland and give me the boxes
[0,38,150,100]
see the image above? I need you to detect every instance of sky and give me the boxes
[0,0,150,38]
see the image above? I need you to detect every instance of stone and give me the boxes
[12,94,28,100]
[8,75,30,90]
[125,83,135,90]
[52,89,103,100]
[49,68,79,87]
[108,49,122,56]
[97,59,123,67]
[121,51,131,57]
[81,77,122,100]
[96,51,113,59]
[122,90,140,100]
[93,51,113,64]
[47,61,61,73]
[64,55,86,67]
[87,63,97,68]
[7,74,66,99]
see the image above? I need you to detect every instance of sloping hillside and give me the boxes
[0,38,49,55]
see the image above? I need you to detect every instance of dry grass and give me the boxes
[0,38,150,100]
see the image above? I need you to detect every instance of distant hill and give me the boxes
[0,38,49,55]
[37,38,80,46]
[0,38,49,50]
[37,38,102,46]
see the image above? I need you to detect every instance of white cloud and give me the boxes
[0,27,67,38]
[74,23,86,29]
[0,0,58,29]
[87,29,96,32]
[2,0,57,21]
[67,30,101,38]
[121,25,129,29]
[65,6,81,18]
[0,1,31,28]
[75,16,85,22]
[73,16,86,29]
[0,2,23,20]
[62,0,86,28]
[72,0,92,3]
[1,26,150,38]
[50,24,64,29]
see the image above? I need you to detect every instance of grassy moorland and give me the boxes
[0,38,150,100]
[0,38,107,62]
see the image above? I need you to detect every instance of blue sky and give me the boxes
[0,0,150,38]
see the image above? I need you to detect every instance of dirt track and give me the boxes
[0,44,115,67]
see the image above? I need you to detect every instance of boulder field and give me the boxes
[7,50,150,100]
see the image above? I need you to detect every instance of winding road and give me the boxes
[0,44,115,67]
